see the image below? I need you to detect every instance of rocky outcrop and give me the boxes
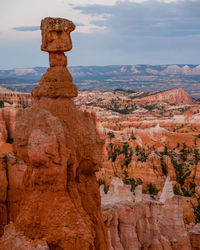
[0,87,32,107]
[133,88,197,105]
[0,155,8,237]
[102,177,192,250]
[0,102,22,144]
[0,106,18,140]
[0,111,8,143]
[189,223,200,250]
[0,104,20,144]
[159,176,174,203]
[0,222,49,250]
[0,17,109,250]
[103,198,192,250]
[146,65,200,76]
[0,153,26,237]
[100,177,132,206]
[161,65,200,75]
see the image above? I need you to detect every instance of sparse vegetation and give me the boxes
[123,177,143,192]
[173,185,182,195]
[147,183,159,195]
[137,148,148,162]
[108,131,115,143]
[160,156,168,176]
[191,196,200,223]
[171,157,191,186]
[98,179,109,194]
[131,130,136,140]
[81,88,200,201]
[0,101,4,108]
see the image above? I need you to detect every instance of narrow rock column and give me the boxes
[32,17,78,99]
[135,185,142,203]
[11,17,109,250]
[159,176,174,203]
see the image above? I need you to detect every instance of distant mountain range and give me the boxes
[0,64,200,98]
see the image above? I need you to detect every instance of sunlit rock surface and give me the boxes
[0,17,109,250]
[102,177,192,250]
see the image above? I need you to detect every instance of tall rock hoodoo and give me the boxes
[1,17,108,249]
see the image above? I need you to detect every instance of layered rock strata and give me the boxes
[1,106,18,140]
[0,87,32,107]
[0,222,49,250]
[100,177,133,206]
[101,177,198,250]
[103,198,192,250]
[0,17,109,249]
[133,88,197,104]
[189,224,200,250]
[0,153,26,237]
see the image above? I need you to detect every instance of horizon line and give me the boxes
[1,63,200,71]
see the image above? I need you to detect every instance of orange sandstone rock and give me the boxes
[0,222,49,250]
[1,17,109,250]
[189,223,200,250]
[32,17,78,99]
[0,87,32,108]
[1,106,17,139]
[133,88,197,105]
[103,196,192,250]
[0,153,26,237]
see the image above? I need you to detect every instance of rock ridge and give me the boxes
[133,88,197,104]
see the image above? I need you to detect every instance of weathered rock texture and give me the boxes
[0,222,49,250]
[133,88,197,104]
[159,176,174,203]
[103,198,192,250]
[0,111,8,143]
[32,18,78,99]
[0,153,26,237]
[0,87,32,107]
[100,177,132,206]
[1,106,18,140]
[0,105,19,154]
[0,17,109,250]
[102,177,192,250]
[189,223,200,250]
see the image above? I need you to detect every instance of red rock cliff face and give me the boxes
[101,178,200,250]
[0,87,32,107]
[134,88,197,104]
[0,17,109,250]
[0,153,26,237]
[103,198,192,250]
[1,107,18,140]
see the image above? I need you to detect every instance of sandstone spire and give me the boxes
[0,17,109,249]
[32,17,78,98]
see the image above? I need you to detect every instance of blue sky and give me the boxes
[0,0,200,69]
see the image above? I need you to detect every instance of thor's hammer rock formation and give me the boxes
[0,17,109,249]
[32,17,78,98]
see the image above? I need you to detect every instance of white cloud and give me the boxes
[0,0,199,68]
[0,0,195,36]
[0,0,112,37]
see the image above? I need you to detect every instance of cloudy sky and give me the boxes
[0,0,200,69]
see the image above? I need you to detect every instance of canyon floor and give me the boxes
[75,88,200,199]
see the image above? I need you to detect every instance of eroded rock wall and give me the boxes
[0,153,26,237]
[101,177,200,250]
[133,88,197,104]
[102,198,192,250]
[0,87,32,107]
[12,97,108,249]
[0,17,109,250]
